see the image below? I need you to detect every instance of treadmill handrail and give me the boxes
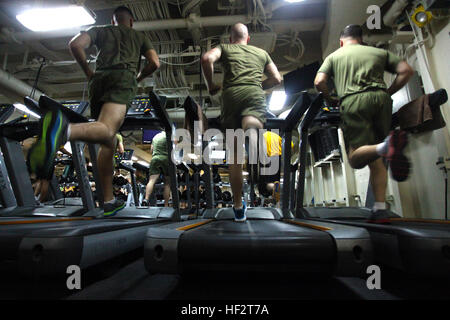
[299,94,324,133]
[24,96,44,117]
[285,92,312,131]
[39,95,88,123]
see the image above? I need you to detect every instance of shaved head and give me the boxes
[113,6,134,27]
[230,23,249,43]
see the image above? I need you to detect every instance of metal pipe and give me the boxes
[0,68,44,101]
[5,16,324,43]
[383,0,409,27]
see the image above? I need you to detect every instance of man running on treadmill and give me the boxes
[27,6,160,217]
[314,24,414,222]
[201,23,282,222]
[142,131,171,207]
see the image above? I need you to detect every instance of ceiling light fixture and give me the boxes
[16,5,95,32]
[411,5,433,28]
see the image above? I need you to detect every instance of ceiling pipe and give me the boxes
[0,68,44,102]
[383,0,410,27]
[1,15,324,43]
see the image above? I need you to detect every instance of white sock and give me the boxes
[372,202,386,212]
[375,136,390,156]
[105,198,115,204]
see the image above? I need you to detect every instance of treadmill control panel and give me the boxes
[61,101,89,115]
[115,149,134,161]
[127,97,156,117]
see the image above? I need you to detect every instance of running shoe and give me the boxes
[385,130,410,182]
[103,199,125,217]
[27,109,68,180]
[367,209,391,224]
[233,200,247,222]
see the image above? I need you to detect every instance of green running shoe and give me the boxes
[27,110,68,180]
[103,199,126,217]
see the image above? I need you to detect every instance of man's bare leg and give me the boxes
[347,145,380,170]
[163,176,171,207]
[228,116,263,209]
[68,102,127,203]
[144,174,160,202]
[368,158,388,204]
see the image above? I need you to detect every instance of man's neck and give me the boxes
[343,39,360,47]
[231,40,247,45]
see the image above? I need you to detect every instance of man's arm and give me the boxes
[314,72,338,107]
[387,61,414,96]
[201,47,222,95]
[262,62,282,90]
[137,49,160,83]
[69,32,94,80]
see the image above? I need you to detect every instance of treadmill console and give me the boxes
[127,97,156,117]
[115,149,134,162]
[127,96,167,118]
[61,101,89,115]
[0,104,14,123]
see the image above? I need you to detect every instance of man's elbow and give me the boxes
[406,64,415,78]
[274,74,282,86]
[201,54,211,67]
[69,39,82,53]
[152,58,161,70]
[314,79,324,90]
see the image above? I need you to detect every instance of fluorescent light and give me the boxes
[13,103,41,118]
[269,91,287,111]
[16,6,95,32]
[285,0,305,3]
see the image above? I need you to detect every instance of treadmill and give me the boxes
[143,93,374,277]
[0,92,181,277]
[0,98,98,217]
[293,92,450,278]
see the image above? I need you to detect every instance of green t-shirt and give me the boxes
[218,44,273,89]
[318,44,402,99]
[83,24,154,73]
[152,131,167,157]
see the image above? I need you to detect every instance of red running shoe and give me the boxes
[385,130,410,182]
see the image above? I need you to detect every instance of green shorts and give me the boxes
[221,85,267,130]
[340,89,393,151]
[149,155,169,177]
[88,69,137,120]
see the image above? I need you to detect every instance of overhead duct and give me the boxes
[1,14,324,43]
[383,0,410,27]
[0,68,44,102]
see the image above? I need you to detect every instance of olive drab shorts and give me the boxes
[220,85,267,130]
[88,69,138,120]
[340,89,393,152]
[149,155,169,177]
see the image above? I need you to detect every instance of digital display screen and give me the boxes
[283,61,320,95]
[142,129,161,144]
